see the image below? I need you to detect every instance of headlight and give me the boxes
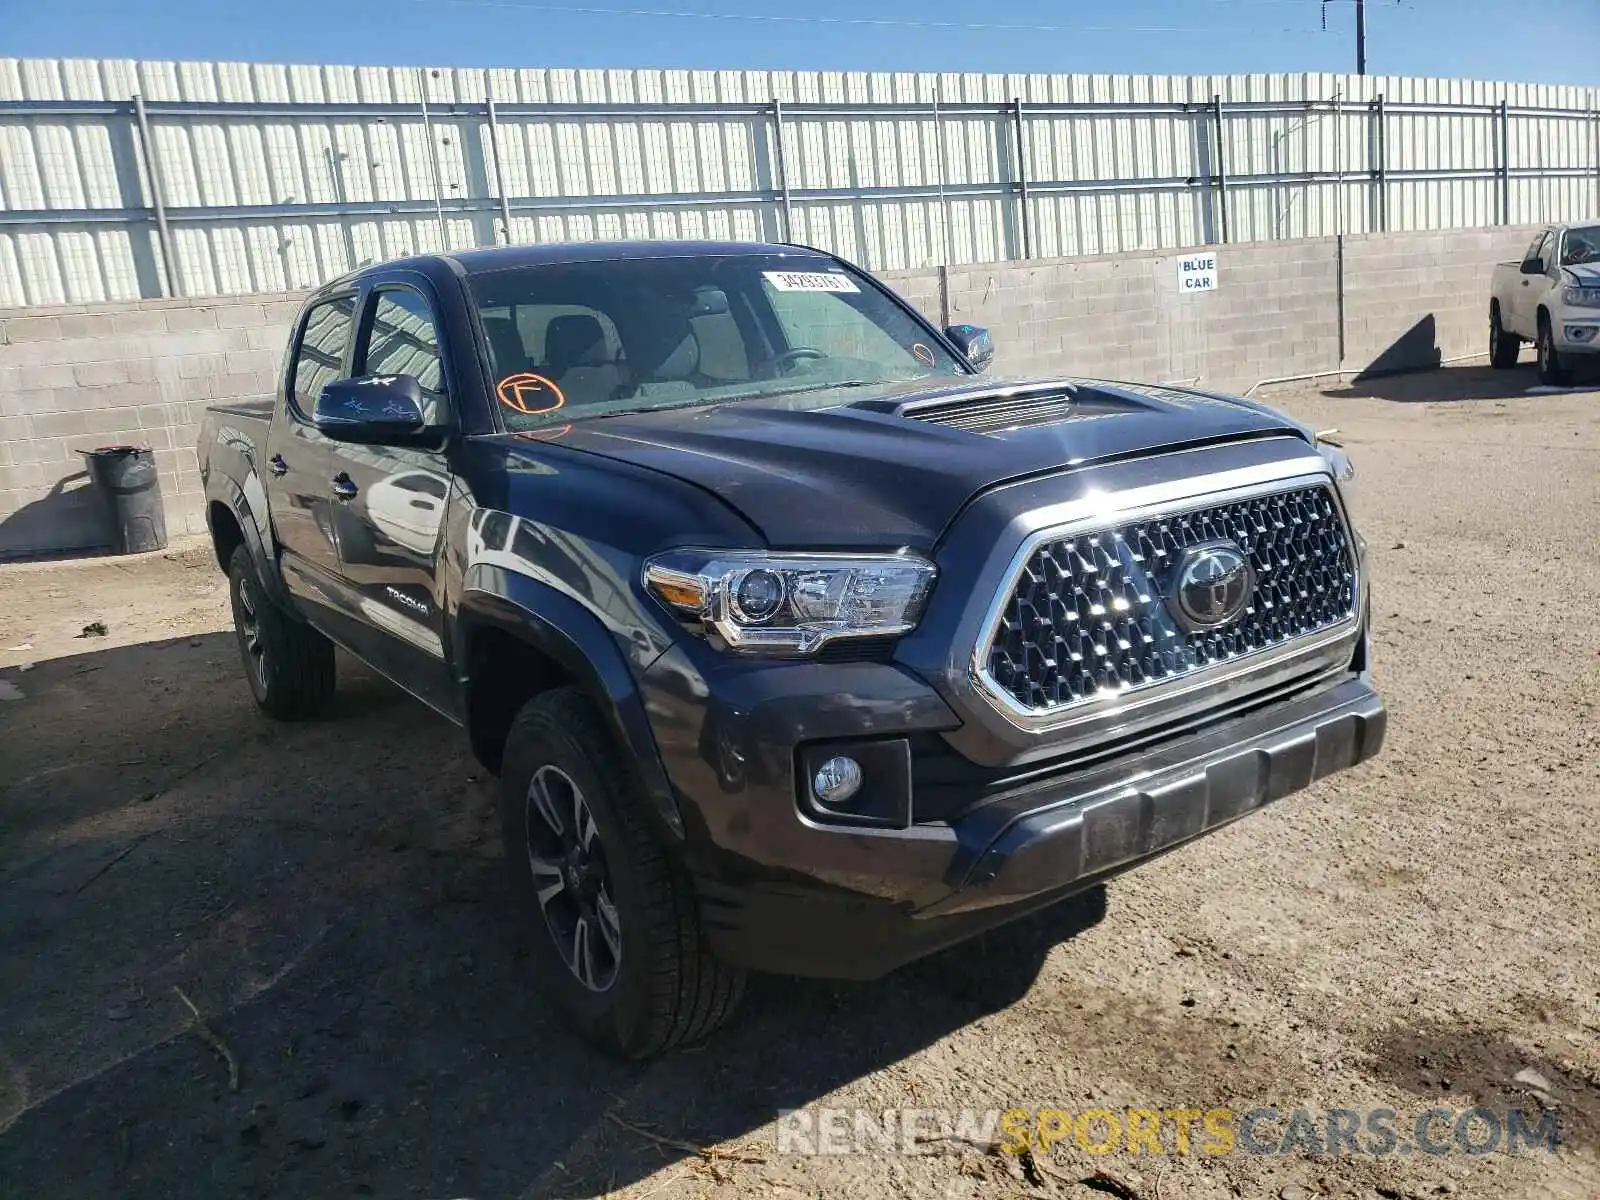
[1316,436,1356,503]
[643,549,937,656]
[1562,286,1600,308]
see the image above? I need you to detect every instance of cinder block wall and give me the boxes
[879,224,1540,392]
[0,294,301,556]
[1341,226,1537,372]
[0,225,1543,558]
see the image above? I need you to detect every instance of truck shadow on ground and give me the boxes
[0,633,1105,1199]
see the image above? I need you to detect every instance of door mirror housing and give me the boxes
[944,324,995,371]
[314,375,431,443]
[1522,257,1547,275]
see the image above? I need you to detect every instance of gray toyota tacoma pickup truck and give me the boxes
[198,240,1385,1057]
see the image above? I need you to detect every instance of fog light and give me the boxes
[1565,325,1598,344]
[812,756,863,806]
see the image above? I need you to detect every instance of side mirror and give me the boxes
[315,375,429,443]
[944,324,995,372]
[1522,257,1547,275]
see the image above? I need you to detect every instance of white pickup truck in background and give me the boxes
[1489,222,1600,385]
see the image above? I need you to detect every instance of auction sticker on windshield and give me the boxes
[763,270,860,293]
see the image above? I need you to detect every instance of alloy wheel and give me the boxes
[524,764,622,992]
[236,575,267,690]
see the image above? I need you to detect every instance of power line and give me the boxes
[411,0,1333,35]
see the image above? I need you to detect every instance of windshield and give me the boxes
[466,253,967,429]
[1562,226,1600,267]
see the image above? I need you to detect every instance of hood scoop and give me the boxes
[896,381,1178,436]
[898,386,1083,434]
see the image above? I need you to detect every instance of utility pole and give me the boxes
[1356,0,1367,75]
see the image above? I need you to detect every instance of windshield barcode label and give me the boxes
[763,270,860,293]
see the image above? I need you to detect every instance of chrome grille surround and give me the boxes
[970,460,1361,739]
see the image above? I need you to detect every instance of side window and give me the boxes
[289,296,355,414]
[362,289,448,423]
[1524,232,1554,272]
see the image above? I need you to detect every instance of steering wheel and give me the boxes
[770,347,828,376]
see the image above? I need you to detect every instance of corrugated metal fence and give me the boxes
[2,58,1598,306]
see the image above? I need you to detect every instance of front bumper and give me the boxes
[650,648,1384,978]
[1554,315,1600,355]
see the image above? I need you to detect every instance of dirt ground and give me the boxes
[1,363,1597,1200]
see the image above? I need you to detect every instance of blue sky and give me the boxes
[6,0,1598,84]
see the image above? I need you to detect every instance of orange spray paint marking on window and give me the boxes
[496,372,566,415]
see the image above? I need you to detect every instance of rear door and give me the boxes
[320,281,458,714]
[266,294,357,620]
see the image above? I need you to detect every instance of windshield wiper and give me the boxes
[585,396,722,420]
[582,380,892,420]
[755,379,892,400]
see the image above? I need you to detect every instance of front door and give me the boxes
[322,283,457,714]
[266,294,356,624]
[1511,232,1554,335]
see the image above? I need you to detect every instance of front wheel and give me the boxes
[227,544,336,718]
[1489,304,1520,369]
[501,686,745,1058]
[1537,315,1571,387]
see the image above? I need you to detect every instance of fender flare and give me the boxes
[209,474,296,614]
[456,568,683,839]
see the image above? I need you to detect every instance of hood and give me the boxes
[1564,263,1600,287]
[509,377,1306,548]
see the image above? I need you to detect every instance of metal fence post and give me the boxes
[418,71,448,248]
[1499,98,1511,225]
[772,99,795,242]
[934,83,951,268]
[1212,95,1230,244]
[486,95,515,245]
[1012,97,1033,259]
[131,93,179,298]
[1374,93,1388,233]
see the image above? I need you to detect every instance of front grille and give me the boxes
[984,484,1356,714]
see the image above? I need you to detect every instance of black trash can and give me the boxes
[82,445,168,555]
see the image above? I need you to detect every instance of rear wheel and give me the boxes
[227,544,335,718]
[1537,313,1571,387]
[501,686,745,1058]
[1489,303,1520,369]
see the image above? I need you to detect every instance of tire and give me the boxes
[1536,313,1571,387]
[1489,303,1520,369]
[227,544,336,719]
[501,686,745,1058]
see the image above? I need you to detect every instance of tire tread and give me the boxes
[228,545,335,719]
[506,686,744,1057]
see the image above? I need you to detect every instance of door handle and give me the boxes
[268,454,288,476]
[1522,280,1530,286]
[330,474,358,500]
